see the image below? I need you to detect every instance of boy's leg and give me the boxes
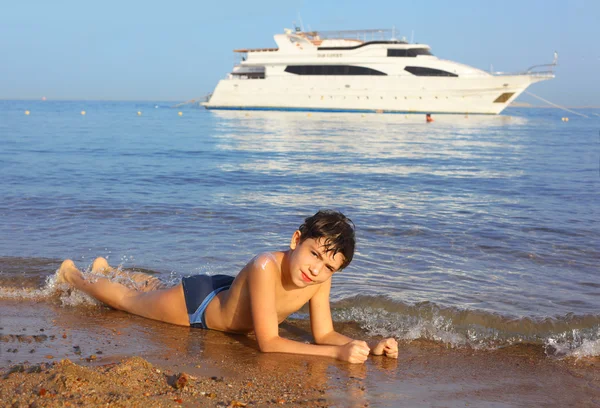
[90,257,165,292]
[58,260,189,326]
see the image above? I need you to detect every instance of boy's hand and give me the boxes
[370,338,398,359]
[337,340,371,364]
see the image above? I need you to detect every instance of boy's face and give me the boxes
[289,231,345,287]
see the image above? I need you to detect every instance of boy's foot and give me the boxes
[91,257,112,274]
[57,259,79,284]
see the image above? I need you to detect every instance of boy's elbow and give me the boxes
[256,336,280,353]
[258,344,273,353]
[313,336,326,345]
[312,331,334,345]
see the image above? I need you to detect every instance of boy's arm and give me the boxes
[309,279,355,346]
[247,255,370,363]
[310,278,399,359]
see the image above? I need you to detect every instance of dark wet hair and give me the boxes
[298,210,355,270]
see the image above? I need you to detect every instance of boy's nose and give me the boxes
[310,264,321,276]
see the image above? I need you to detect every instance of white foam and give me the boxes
[334,306,470,348]
[334,305,600,355]
[0,262,171,306]
[569,338,600,358]
[0,268,103,306]
[0,286,53,300]
[545,328,600,358]
[0,270,66,300]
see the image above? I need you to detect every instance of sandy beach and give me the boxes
[2,298,599,407]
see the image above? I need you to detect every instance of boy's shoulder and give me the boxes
[247,252,284,274]
[239,252,289,291]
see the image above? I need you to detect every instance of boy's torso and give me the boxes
[204,251,321,333]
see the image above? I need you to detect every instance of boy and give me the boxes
[57,210,398,364]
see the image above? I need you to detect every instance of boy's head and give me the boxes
[297,210,355,270]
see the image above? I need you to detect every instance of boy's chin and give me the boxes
[295,276,312,287]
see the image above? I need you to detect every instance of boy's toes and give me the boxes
[56,259,76,284]
[91,257,110,274]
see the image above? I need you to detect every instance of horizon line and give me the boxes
[2,98,599,110]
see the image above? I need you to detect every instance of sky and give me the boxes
[1,0,598,106]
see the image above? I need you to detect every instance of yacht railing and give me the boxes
[493,69,555,77]
[492,52,558,77]
[298,28,407,43]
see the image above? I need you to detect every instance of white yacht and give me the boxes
[202,28,555,115]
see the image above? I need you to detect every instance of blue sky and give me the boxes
[1,0,598,106]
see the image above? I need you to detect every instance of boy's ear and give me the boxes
[290,230,301,250]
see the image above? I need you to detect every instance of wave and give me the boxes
[0,264,175,307]
[1,273,598,358]
[329,295,600,358]
[0,271,101,306]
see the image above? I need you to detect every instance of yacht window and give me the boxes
[318,40,408,51]
[388,49,407,57]
[408,48,433,57]
[285,65,387,76]
[404,66,457,77]
[388,48,433,57]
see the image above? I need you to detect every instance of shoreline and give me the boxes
[2,299,599,407]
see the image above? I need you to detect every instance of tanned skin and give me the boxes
[58,230,398,363]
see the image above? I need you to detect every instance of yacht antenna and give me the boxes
[297,12,305,32]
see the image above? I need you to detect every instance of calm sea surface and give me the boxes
[1,100,599,355]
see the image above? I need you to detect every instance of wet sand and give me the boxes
[1,299,599,407]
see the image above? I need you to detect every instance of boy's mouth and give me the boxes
[301,272,312,283]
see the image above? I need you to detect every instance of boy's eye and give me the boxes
[311,251,318,257]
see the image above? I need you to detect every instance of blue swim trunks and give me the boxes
[181,274,235,329]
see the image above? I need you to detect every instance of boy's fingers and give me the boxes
[383,339,398,358]
[349,340,370,357]
[358,341,370,352]
[385,339,398,348]
[352,352,369,363]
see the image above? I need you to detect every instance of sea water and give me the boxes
[1,100,598,357]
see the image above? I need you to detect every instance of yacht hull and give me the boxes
[203,74,550,115]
